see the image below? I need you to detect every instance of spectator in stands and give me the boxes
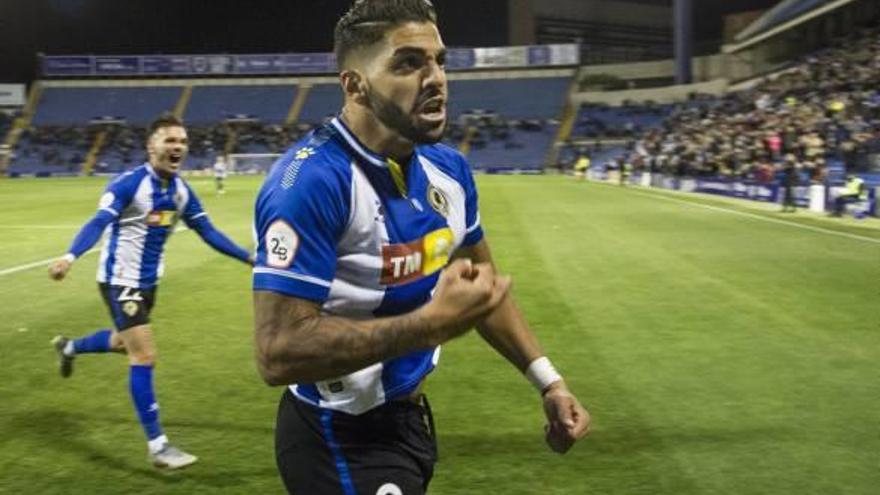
[573,153,590,180]
[780,154,800,213]
[831,174,867,217]
[627,27,880,182]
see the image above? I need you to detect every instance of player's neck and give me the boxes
[340,107,414,164]
[148,162,174,184]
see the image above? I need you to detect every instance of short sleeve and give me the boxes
[98,172,139,216]
[181,184,209,227]
[458,155,483,246]
[252,161,350,303]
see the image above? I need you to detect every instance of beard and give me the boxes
[366,86,446,145]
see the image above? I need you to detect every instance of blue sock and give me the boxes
[129,365,163,441]
[72,329,112,354]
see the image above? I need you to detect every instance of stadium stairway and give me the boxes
[0,82,43,175]
[286,84,311,125]
[224,127,238,158]
[173,85,193,119]
[80,130,108,175]
[545,77,580,168]
[458,126,476,156]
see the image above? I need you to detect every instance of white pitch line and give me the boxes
[630,189,880,245]
[0,225,82,229]
[0,225,192,278]
[0,248,99,277]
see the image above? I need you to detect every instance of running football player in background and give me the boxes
[48,113,253,470]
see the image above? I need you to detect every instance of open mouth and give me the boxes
[417,97,446,123]
[168,153,183,164]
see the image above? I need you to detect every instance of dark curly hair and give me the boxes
[334,0,438,68]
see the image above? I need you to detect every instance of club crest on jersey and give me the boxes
[294,147,316,160]
[426,184,449,217]
[122,301,139,317]
[381,227,453,285]
[146,210,176,226]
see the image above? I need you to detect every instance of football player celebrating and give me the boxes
[49,114,253,469]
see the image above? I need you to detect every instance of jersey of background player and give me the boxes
[213,159,227,179]
[96,163,209,288]
[253,117,483,415]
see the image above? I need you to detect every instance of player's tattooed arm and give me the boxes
[254,291,431,384]
[253,259,510,385]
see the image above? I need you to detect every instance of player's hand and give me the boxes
[421,259,511,343]
[542,382,591,454]
[48,258,72,281]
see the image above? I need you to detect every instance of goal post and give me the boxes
[227,153,282,175]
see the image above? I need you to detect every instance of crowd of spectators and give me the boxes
[632,27,880,182]
[226,121,313,155]
[11,119,318,172]
[573,100,668,139]
[445,109,554,151]
[13,125,91,170]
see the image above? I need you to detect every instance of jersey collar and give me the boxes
[330,117,389,169]
[145,162,177,181]
[331,117,425,198]
[144,162,160,178]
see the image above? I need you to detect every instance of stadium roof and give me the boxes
[723,0,859,53]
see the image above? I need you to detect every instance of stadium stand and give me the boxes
[33,87,180,125]
[0,112,12,138]
[15,21,876,182]
[296,83,342,125]
[9,74,573,175]
[446,77,571,170]
[634,27,880,183]
[9,125,90,176]
[572,101,670,139]
[184,85,297,124]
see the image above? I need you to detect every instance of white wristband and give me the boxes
[62,253,76,263]
[525,357,562,393]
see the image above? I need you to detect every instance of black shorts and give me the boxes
[275,389,437,495]
[99,283,157,331]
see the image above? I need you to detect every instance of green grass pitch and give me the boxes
[0,174,878,494]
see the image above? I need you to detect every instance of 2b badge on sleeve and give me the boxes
[266,220,298,268]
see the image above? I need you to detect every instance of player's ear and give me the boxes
[145,132,157,156]
[340,69,368,105]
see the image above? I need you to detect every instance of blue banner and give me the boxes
[191,55,234,74]
[142,56,191,74]
[528,46,551,66]
[94,56,140,75]
[42,56,93,76]
[446,48,476,70]
[41,44,579,77]
[236,54,280,74]
[278,53,337,74]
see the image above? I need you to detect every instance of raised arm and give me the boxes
[48,210,116,280]
[187,214,252,265]
[49,176,135,281]
[181,184,252,265]
[254,259,510,385]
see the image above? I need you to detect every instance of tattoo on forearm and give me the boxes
[255,291,434,383]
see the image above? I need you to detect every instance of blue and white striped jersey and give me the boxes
[253,117,484,415]
[95,163,209,288]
